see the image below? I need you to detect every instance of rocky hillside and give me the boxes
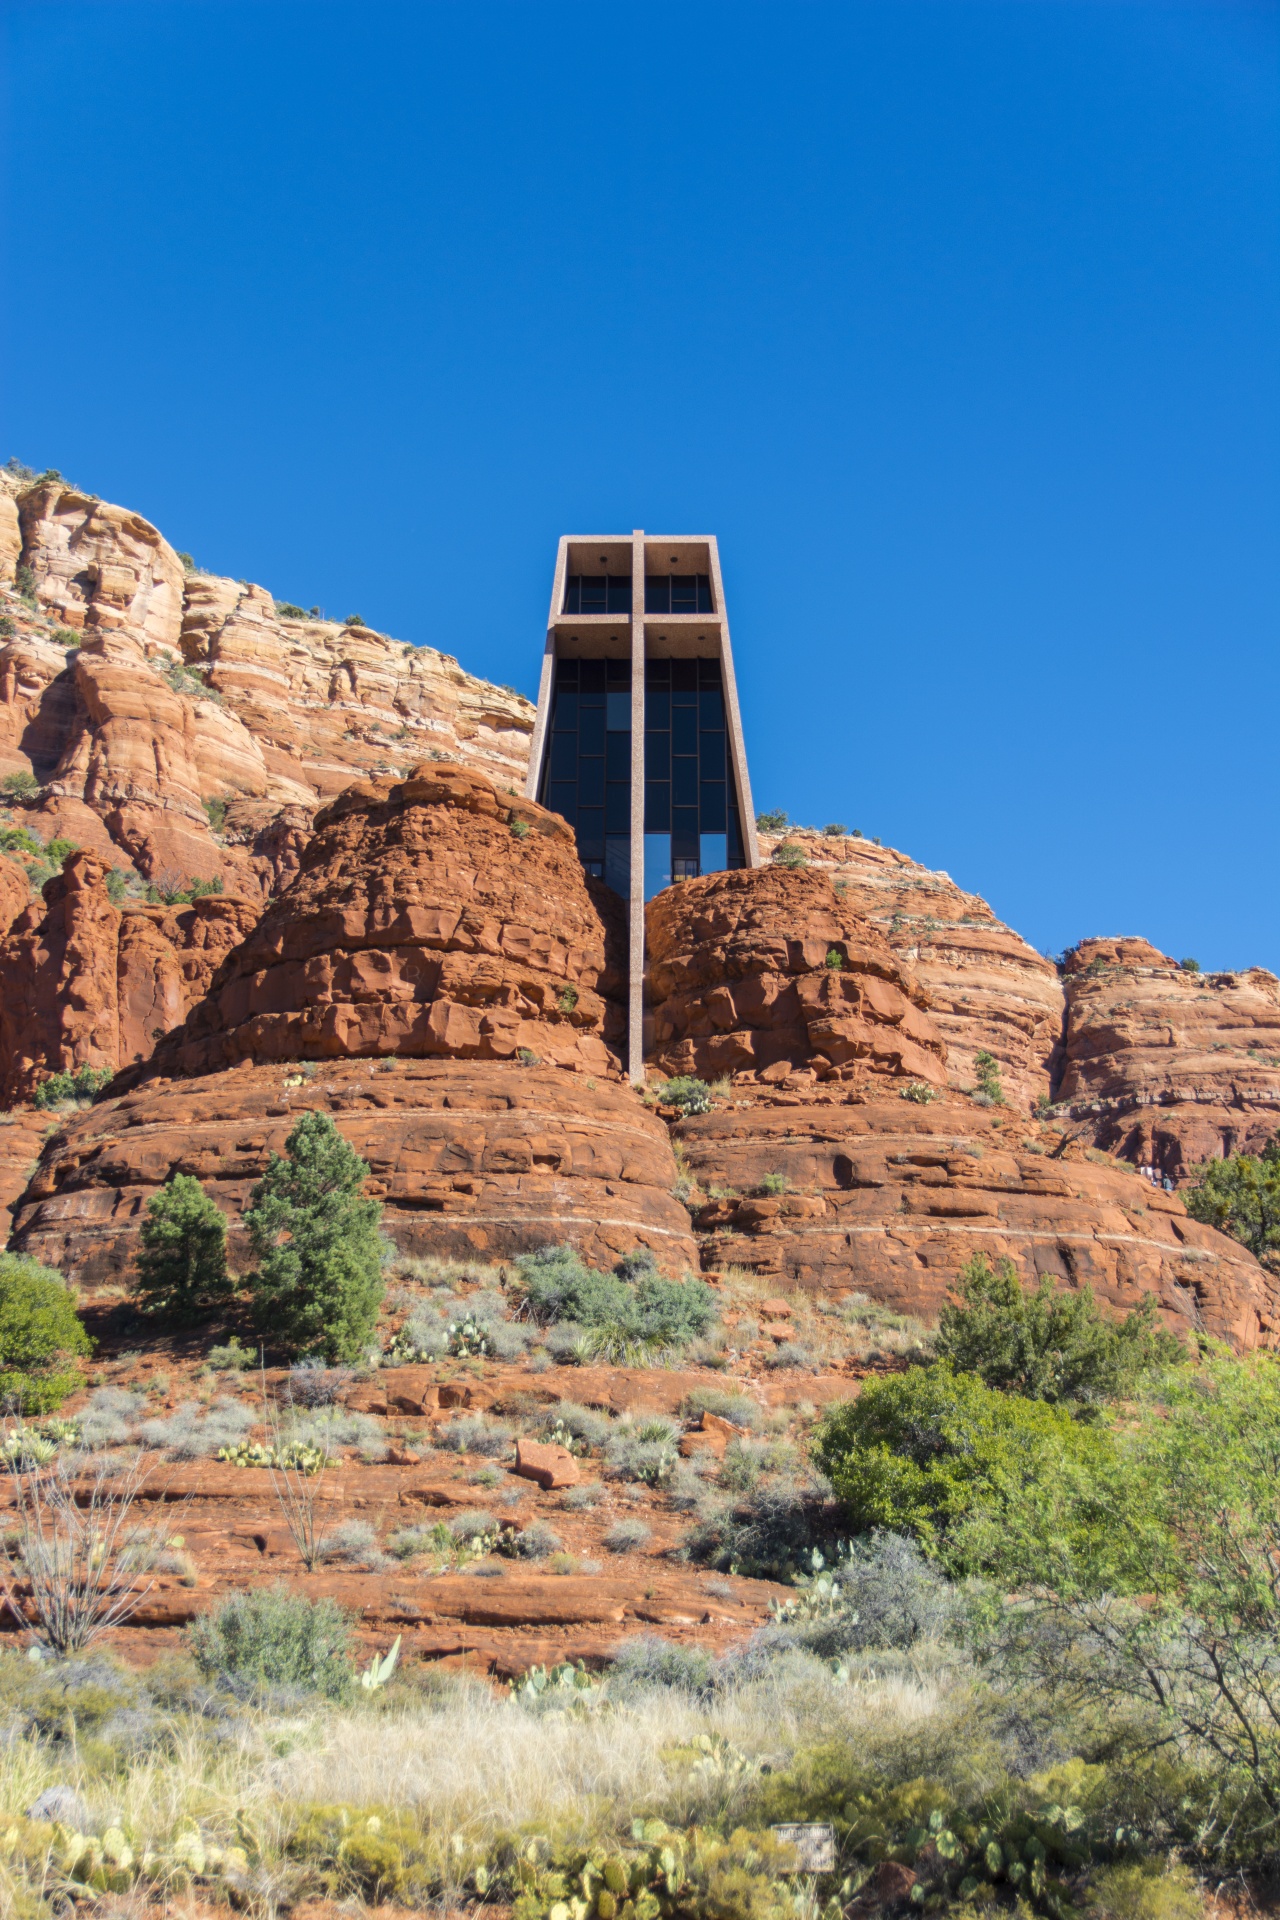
[0,469,533,904]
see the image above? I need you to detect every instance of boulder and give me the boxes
[514,1438,580,1489]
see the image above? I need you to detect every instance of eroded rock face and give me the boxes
[645,866,948,1087]
[153,762,626,1078]
[1057,938,1280,1180]
[0,470,534,899]
[13,1060,696,1290]
[677,1086,1279,1349]
[0,852,259,1103]
[757,829,1065,1113]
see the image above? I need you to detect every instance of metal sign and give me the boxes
[771,1824,837,1872]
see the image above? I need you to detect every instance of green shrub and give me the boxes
[822,822,846,837]
[935,1254,1186,1405]
[514,1244,716,1356]
[188,1587,353,1698]
[824,948,844,970]
[244,1109,385,1361]
[202,797,228,834]
[755,809,789,833]
[658,1075,713,1115]
[2,771,37,798]
[0,1253,92,1413]
[0,825,43,858]
[103,867,131,904]
[0,616,13,640]
[33,1064,111,1109]
[44,837,76,871]
[813,1362,1110,1572]
[1179,957,1200,973]
[510,817,530,840]
[973,1049,1004,1102]
[15,564,37,608]
[274,601,307,619]
[771,841,806,870]
[1183,1134,1280,1258]
[135,1174,231,1321]
[901,1082,937,1103]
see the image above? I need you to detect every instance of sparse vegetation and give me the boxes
[1183,1133,1280,1258]
[755,808,789,833]
[202,796,228,834]
[771,841,806,870]
[972,1047,1004,1102]
[821,822,845,837]
[33,1064,112,1109]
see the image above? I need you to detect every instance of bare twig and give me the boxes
[260,1366,332,1570]
[0,1448,160,1654]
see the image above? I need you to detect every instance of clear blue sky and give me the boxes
[3,2,1276,969]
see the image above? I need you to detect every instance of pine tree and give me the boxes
[135,1174,230,1320]
[243,1110,385,1361]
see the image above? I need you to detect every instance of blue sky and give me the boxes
[3,2,1276,969]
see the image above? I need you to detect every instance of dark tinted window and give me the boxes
[644,574,713,613]
[564,575,632,614]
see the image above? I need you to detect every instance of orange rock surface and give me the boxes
[679,1085,1279,1349]
[646,866,948,1087]
[1057,938,1280,1179]
[757,828,1064,1112]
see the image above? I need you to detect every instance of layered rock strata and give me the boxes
[0,470,534,897]
[1056,938,1280,1179]
[757,828,1064,1112]
[12,1060,696,1291]
[678,1086,1278,1349]
[150,762,626,1078]
[0,852,259,1103]
[646,866,948,1087]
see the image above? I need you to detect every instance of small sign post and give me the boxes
[771,1824,837,1873]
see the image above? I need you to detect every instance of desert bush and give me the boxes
[657,1076,714,1116]
[603,1518,652,1553]
[607,1636,715,1696]
[2,770,38,797]
[607,1419,679,1486]
[1182,1133,1280,1259]
[189,1587,353,1699]
[288,1407,386,1460]
[684,1476,835,1580]
[386,1522,452,1560]
[771,841,806,870]
[32,1064,111,1110]
[76,1386,144,1449]
[755,809,789,833]
[207,1336,255,1371]
[438,1414,513,1457]
[134,1174,230,1321]
[814,1362,1112,1574]
[681,1387,761,1430]
[448,1508,498,1545]
[972,1048,1004,1102]
[935,1254,1186,1405]
[510,1521,562,1560]
[244,1110,385,1361]
[765,1341,815,1371]
[0,1253,92,1413]
[2,1452,160,1654]
[138,1398,254,1460]
[389,1310,450,1361]
[315,1521,383,1567]
[286,1359,355,1407]
[514,1244,716,1358]
[561,1481,604,1509]
[539,1402,613,1449]
[769,1532,957,1660]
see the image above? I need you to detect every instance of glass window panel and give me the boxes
[606,658,631,686]
[644,833,672,900]
[562,579,581,614]
[549,733,578,779]
[556,657,579,686]
[671,659,698,693]
[644,729,669,777]
[645,657,671,685]
[672,808,699,852]
[699,832,727,875]
[606,691,631,730]
[697,576,714,612]
[672,757,698,806]
[644,577,670,614]
[644,780,670,830]
[578,757,605,805]
[699,782,726,831]
[575,813,604,860]
[671,577,697,613]
[582,859,603,879]
[606,580,632,613]
[645,687,669,727]
[699,687,724,726]
[605,782,630,832]
[604,836,631,896]
[553,689,578,728]
[606,732,631,782]
[578,706,605,754]
[547,782,577,823]
[579,659,606,694]
[672,707,698,756]
[698,656,721,685]
[581,579,606,613]
[699,730,725,774]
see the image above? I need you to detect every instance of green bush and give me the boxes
[15,564,37,609]
[2,771,38,798]
[1182,1134,1280,1258]
[0,1253,92,1413]
[202,797,228,834]
[33,1064,112,1109]
[273,601,307,619]
[188,1588,353,1698]
[104,868,130,904]
[771,841,806,870]
[244,1109,385,1361]
[755,809,789,833]
[973,1048,1004,1102]
[657,1075,713,1115]
[813,1362,1110,1573]
[935,1254,1186,1405]
[0,825,44,858]
[514,1244,716,1356]
[44,837,77,871]
[135,1174,231,1321]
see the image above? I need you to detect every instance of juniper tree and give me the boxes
[243,1110,385,1361]
[135,1174,230,1321]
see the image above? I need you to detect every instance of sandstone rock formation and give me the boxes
[13,1059,696,1291]
[678,1085,1279,1349]
[0,469,534,902]
[756,828,1064,1112]
[0,852,259,1103]
[646,866,948,1087]
[151,762,626,1078]
[1056,938,1280,1179]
